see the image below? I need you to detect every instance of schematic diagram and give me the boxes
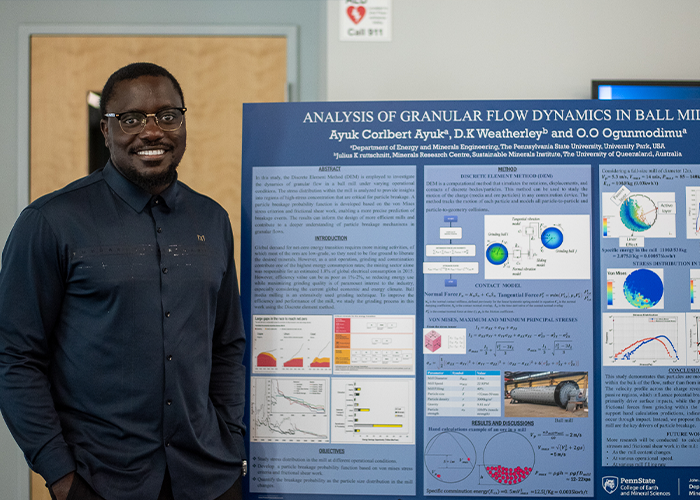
[333,315,415,375]
[483,214,590,280]
[425,432,477,483]
[423,215,478,287]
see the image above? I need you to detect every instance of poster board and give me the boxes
[241,99,700,498]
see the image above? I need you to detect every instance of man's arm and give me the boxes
[50,472,75,500]
[208,219,247,441]
[0,208,76,485]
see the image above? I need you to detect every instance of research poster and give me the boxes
[240,100,700,499]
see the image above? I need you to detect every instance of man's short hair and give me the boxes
[100,62,185,116]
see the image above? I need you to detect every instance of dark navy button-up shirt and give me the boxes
[0,162,246,500]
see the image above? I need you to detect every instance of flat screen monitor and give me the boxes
[592,80,700,100]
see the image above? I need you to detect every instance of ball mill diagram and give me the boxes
[484,214,590,280]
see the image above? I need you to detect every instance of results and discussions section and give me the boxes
[600,164,700,468]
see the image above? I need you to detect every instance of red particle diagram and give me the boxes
[485,465,533,485]
[482,432,535,486]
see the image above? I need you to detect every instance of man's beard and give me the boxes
[130,163,177,192]
[117,161,178,194]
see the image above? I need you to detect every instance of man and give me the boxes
[0,63,246,500]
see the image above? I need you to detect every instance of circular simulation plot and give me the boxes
[483,432,535,486]
[620,194,657,232]
[540,227,564,249]
[623,268,663,309]
[486,243,508,265]
[424,432,477,483]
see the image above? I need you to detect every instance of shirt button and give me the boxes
[165,311,171,318]
[155,199,160,205]
[167,355,173,361]
[166,400,172,406]
[165,442,170,447]
[157,227,162,233]
[162,267,168,274]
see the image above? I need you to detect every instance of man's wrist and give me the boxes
[50,471,75,500]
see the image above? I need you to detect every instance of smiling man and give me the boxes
[100,67,188,195]
[0,63,246,500]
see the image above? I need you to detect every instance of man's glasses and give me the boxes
[104,107,187,134]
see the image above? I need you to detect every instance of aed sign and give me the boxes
[339,0,392,42]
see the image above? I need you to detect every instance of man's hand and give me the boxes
[50,471,75,500]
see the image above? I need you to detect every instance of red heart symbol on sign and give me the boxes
[347,6,366,24]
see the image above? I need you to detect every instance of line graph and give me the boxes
[603,313,685,366]
[614,335,678,360]
[251,377,330,443]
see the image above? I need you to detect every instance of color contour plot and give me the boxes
[623,269,664,308]
[602,189,676,239]
[251,377,330,443]
[606,268,665,310]
[331,378,415,444]
[620,194,658,232]
[485,243,508,266]
[252,315,332,374]
[603,313,685,366]
[540,226,564,249]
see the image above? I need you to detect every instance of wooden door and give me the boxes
[30,34,287,500]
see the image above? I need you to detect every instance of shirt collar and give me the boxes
[102,161,179,212]
[158,175,179,209]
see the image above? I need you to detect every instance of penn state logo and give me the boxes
[602,476,619,494]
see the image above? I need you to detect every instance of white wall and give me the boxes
[327,0,700,101]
